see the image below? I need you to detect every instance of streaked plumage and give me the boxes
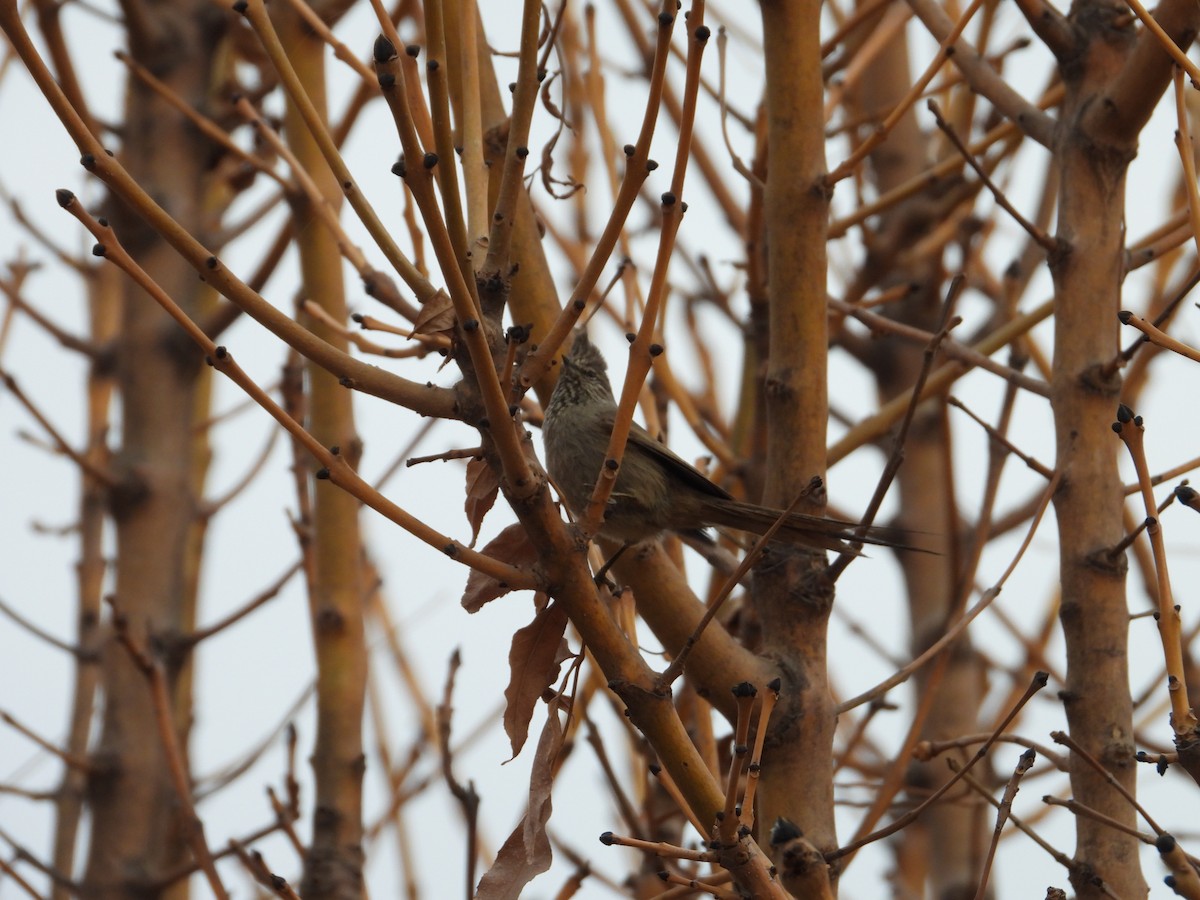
[543,332,911,553]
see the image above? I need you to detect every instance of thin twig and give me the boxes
[948,396,1054,478]
[829,277,964,579]
[1121,0,1200,86]
[1171,66,1200,262]
[928,99,1055,250]
[229,842,302,899]
[0,709,94,772]
[108,602,230,900]
[837,470,1060,713]
[0,595,87,658]
[739,678,780,831]
[1113,404,1199,740]
[437,649,480,900]
[0,853,46,900]
[0,369,117,486]
[184,561,302,647]
[0,824,79,894]
[54,193,532,587]
[1050,729,1165,835]
[829,0,987,182]
[829,671,1048,862]
[199,426,282,520]
[1119,309,1200,364]
[973,748,1037,900]
[658,478,822,689]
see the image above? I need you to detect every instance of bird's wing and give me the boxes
[600,411,734,501]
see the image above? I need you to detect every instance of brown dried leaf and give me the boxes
[539,132,584,201]
[460,524,538,612]
[539,71,569,126]
[538,72,583,201]
[408,287,455,338]
[475,697,565,900]
[465,456,500,548]
[504,599,569,759]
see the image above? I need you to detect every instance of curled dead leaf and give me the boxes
[409,287,455,339]
[460,524,539,612]
[503,598,569,758]
[474,696,565,900]
[465,456,500,548]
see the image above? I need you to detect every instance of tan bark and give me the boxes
[1050,79,1142,900]
[753,1,838,885]
[52,263,119,897]
[843,16,991,897]
[1045,2,1198,894]
[272,6,369,898]
[81,3,224,894]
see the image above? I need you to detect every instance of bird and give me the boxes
[542,331,912,554]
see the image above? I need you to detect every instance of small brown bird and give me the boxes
[542,332,910,553]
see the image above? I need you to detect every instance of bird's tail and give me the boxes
[700,498,928,554]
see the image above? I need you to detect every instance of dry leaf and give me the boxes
[540,71,569,126]
[503,599,569,759]
[464,457,500,548]
[460,524,538,612]
[408,287,455,338]
[537,73,583,201]
[474,697,565,900]
[539,131,584,201]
